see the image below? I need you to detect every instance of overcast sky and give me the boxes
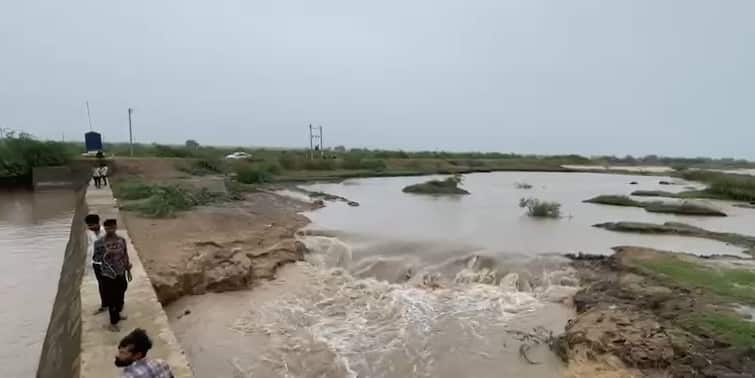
[1,1,753,158]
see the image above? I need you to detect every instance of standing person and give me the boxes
[85,214,107,314]
[94,218,132,332]
[115,328,174,377]
[92,165,102,188]
[100,164,110,187]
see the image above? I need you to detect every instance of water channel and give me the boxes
[0,190,76,378]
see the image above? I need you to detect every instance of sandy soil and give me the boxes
[121,191,313,304]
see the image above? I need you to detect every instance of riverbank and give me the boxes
[560,247,755,377]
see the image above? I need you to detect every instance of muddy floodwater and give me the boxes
[168,172,755,378]
[0,190,76,378]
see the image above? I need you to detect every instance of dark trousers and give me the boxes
[93,176,101,188]
[92,264,107,308]
[101,175,108,186]
[102,274,128,325]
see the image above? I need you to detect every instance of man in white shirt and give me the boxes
[92,166,102,188]
[85,213,107,313]
[100,165,110,187]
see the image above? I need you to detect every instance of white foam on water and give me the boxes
[228,236,579,378]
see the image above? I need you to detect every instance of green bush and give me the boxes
[303,159,335,170]
[236,166,273,184]
[0,132,75,177]
[519,198,561,218]
[113,182,155,200]
[177,159,225,176]
[278,154,302,170]
[116,183,225,217]
[402,175,469,195]
[263,162,282,175]
[341,155,364,170]
[153,144,197,158]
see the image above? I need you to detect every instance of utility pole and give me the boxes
[128,108,134,157]
[319,125,324,158]
[86,101,94,131]
[308,124,324,159]
[309,124,314,160]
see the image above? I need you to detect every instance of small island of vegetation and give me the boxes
[519,197,561,218]
[402,175,470,195]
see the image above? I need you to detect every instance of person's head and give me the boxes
[115,328,152,367]
[84,214,100,232]
[103,218,117,236]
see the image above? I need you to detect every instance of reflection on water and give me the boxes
[0,190,76,378]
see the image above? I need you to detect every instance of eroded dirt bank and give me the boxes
[559,247,755,377]
[121,191,312,304]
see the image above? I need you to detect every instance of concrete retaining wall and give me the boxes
[32,166,76,189]
[37,185,194,378]
[36,191,87,378]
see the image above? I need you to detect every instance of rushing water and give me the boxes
[0,190,76,378]
[168,171,755,378]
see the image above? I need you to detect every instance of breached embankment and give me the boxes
[558,247,755,378]
[121,191,314,305]
[166,231,583,378]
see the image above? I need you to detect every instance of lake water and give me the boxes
[302,172,752,258]
[168,171,755,378]
[0,190,76,378]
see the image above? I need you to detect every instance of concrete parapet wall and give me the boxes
[37,185,194,378]
[36,191,87,378]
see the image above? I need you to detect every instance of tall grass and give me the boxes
[519,198,561,218]
[681,170,755,202]
[632,256,755,305]
[235,163,281,184]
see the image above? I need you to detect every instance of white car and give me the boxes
[225,151,252,160]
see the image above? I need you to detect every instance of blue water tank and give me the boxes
[85,131,102,152]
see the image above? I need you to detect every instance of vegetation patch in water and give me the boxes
[644,200,726,216]
[594,221,755,254]
[583,195,641,207]
[519,197,561,218]
[630,190,680,198]
[402,175,470,195]
[585,194,727,216]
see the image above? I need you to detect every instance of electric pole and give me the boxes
[86,101,93,131]
[319,125,324,158]
[309,124,314,159]
[128,108,134,157]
